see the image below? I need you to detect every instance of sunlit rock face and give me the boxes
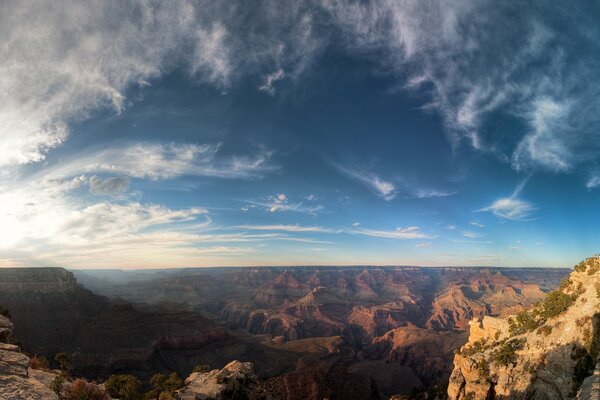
[448,257,600,400]
[178,360,257,400]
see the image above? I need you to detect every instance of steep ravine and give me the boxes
[448,257,600,400]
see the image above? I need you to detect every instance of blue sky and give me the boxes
[1,1,599,268]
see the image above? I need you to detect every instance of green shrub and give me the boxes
[105,374,141,400]
[559,278,572,291]
[460,339,489,357]
[540,290,575,319]
[54,352,72,377]
[574,261,587,272]
[50,375,65,397]
[508,310,541,336]
[146,372,183,400]
[491,338,525,366]
[476,359,490,380]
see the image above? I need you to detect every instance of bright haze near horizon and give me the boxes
[1,1,599,269]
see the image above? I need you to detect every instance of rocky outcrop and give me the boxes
[448,257,600,400]
[178,360,257,400]
[0,314,59,400]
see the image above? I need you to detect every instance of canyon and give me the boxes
[0,266,570,398]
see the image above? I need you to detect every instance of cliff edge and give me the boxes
[448,256,600,399]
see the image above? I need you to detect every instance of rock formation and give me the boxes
[0,268,242,381]
[178,360,257,400]
[448,257,600,399]
[0,314,59,399]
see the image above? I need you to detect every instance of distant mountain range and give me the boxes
[0,266,570,398]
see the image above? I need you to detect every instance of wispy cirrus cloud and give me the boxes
[478,178,536,221]
[586,174,600,190]
[250,194,324,215]
[350,226,433,240]
[40,143,275,181]
[236,224,340,233]
[238,223,433,240]
[335,165,397,200]
[323,1,600,179]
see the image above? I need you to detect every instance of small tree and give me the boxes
[148,372,183,400]
[105,374,141,400]
[55,352,72,377]
[50,375,65,397]
[61,379,110,400]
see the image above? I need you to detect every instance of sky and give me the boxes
[1,1,600,269]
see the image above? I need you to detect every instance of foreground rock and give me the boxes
[448,256,600,399]
[178,360,257,400]
[0,314,58,400]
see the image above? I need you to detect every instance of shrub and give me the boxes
[105,374,141,400]
[476,359,490,380]
[559,277,572,291]
[192,364,212,373]
[508,310,541,336]
[147,372,183,399]
[588,261,600,275]
[29,355,50,371]
[540,290,575,319]
[50,375,65,397]
[574,261,587,273]
[460,339,489,357]
[55,352,72,377]
[491,338,525,366]
[61,379,110,400]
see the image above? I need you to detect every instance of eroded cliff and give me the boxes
[448,257,600,399]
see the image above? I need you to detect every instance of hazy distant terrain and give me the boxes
[70,266,568,395]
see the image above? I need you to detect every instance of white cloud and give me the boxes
[470,221,485,228]
[255,194,324,215]
[416,242,432,248]
[351,226,432,240]
[512,98,573,172]
[259,69,285,95]
[336,166,397,200]
[461,231,480,239]
[322,1,600,176]
[236,224,338,233]
[39,143,275,181]
[445,225,457,230]
[0,1,234,170]
[479,197,536,221]
[352,222,361,227]
[586,174,600,190]
[412,188,457,199]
